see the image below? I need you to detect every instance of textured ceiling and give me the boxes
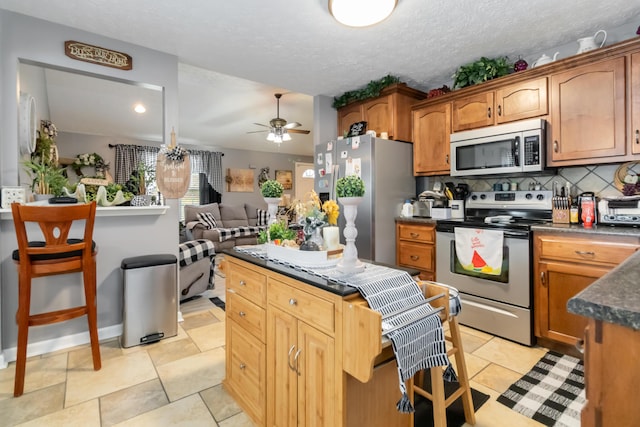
[3,0,640,157]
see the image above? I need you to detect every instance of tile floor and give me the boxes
[0,262,553,426]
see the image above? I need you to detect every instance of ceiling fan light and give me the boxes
[329,0,396,27]
[266,131,275,141]
[273,134,283,144]
[283,132,292,141]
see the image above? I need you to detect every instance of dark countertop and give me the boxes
[395,216,438,224]
[222,248,420,298]
[568,250,640,330]
[532,222,640,237]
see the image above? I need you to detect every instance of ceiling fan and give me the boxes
[249,93,310,143]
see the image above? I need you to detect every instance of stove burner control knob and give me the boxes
[536,194,544,200]
[471,195,478,200]
[525,193,533,199]
[480,194,486,200]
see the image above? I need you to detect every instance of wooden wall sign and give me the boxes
[156,154,191,198]
[65,40,133,70]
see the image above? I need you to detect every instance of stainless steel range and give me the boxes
[435,190,552,346]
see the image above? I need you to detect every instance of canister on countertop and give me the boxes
[570,205,579,223]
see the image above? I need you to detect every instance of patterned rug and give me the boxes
[497,350,585,427]
[414,382,489,427]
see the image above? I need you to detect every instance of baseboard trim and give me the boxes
[1,323,123,366]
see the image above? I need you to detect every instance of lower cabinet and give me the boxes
[581,319,640,427]
[533,232,640,345]
[396,221,436,280]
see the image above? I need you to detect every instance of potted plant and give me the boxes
[257,220,296,244]
[452,56,513,89]
[261,179,284,224]
[22,158,69,198]
[336,175,365,198]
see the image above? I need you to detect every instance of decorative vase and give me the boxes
[309,227,325,250]
[323,226,340,251]
[336,197,364,274]
[264,197,282,225]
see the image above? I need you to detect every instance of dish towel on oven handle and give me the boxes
[455,227,504,276]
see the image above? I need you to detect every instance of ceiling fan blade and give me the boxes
[253,122,271,128]
[247,130,268,134]
[288,128,310,134]
[283,121,301,129]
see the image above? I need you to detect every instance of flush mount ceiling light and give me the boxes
[329,0,397,27]
[134,103,146,113]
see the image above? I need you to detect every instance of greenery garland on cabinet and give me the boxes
[332,74,401,109]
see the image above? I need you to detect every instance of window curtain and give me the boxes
[189,150,224,194]
[114,144,160,184]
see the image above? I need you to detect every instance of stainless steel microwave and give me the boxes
[450,118,546,177]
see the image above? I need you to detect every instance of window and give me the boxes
[179,173,200,222]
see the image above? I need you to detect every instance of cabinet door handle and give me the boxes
[540,271,546,287]
[294,349,302,376]
[410,232,420,238]
[289,298,297,306]
[636,129,639,144]
[239,363,246,370]
[239,280,246,286]
[410,255,420,261]
[446,154,449,164]
[575,250,595,256]
[239,311,246,317]
[487,107,492,118]
[497,105,502,116]
[553,140,559,153]
[288,345,297,371]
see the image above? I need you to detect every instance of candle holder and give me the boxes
[337,196,364,274]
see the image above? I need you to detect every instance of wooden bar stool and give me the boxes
[11,201,101,397]
[410,281,476,427]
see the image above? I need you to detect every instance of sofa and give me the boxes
[184,202,266,252]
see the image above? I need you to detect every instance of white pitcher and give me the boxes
[577,30,607,54]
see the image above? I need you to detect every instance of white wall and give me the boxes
[0,10,179,363]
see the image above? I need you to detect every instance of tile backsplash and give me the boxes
[416,163,640,200]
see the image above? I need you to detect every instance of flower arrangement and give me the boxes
[33,120,59,166]
[72,152,108,177]
[39,120,58,140]
[322,199,340,225]
[261,179,284,198]
[336,175,365,198]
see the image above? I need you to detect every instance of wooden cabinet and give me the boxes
[396,222,436,281]
[412,102,451,175]
[549,57,627,165]
[581,319,640,427]
[336,83,426,141]
[533,232,640,346]
[224,262,268,424]
[632,52,640,155]
[451,77,548,132]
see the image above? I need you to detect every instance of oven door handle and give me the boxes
[462,299,519,318]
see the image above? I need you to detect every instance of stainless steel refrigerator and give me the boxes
[314,134,415,264]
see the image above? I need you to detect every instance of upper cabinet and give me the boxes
[549,57,627,165]
[452,78,548,132]
[413,102,451,175]
[632,52,640,155]
[336,83,426,141]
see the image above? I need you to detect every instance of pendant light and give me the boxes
[329,0,397,27]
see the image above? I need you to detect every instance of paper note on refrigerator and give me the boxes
[345,158,362,178]
[325,154,333,173]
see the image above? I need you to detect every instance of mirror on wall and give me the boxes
[18,61,163,177]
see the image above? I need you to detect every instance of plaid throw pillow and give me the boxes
[197,212,218,229]
[257,209,268,226]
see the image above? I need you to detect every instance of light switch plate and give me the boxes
[1,186,27,209]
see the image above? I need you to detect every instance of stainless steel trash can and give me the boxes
[121,254,178,348]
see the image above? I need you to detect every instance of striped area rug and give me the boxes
[497,350,585,427]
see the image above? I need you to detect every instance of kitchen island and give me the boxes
[567,250,640,427]
[222,248,418,427]
[0,202,177,368]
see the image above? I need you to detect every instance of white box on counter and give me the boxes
[431,207,452,219]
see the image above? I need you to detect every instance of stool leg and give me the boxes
[84,260,101,370]
[14,273,32,397]
[431,367,447,427]
[449,317,475,425]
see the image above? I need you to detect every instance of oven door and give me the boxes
[435,230,530,308]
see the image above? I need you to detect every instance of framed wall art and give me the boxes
[276,170,293,190]
[226,168,254,192]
